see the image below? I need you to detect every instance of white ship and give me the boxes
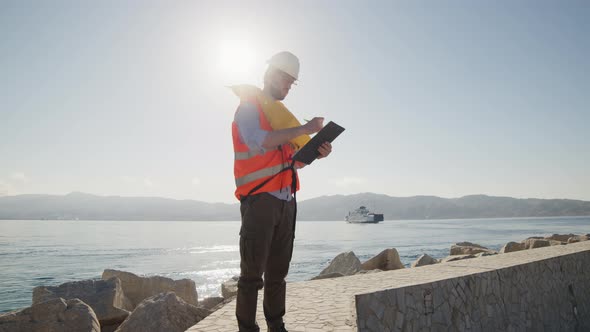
[345,206,384,223]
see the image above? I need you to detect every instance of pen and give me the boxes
[304,119,310,122]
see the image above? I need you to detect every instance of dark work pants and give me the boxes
[236,193,295,332]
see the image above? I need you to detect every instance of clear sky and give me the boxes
[1,1,589,203]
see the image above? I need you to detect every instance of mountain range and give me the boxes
[1,192,589,221]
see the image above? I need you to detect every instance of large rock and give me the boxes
[311,272,345,280]
[499,241,526,253]
[114,292,209,332]
[441,254,476,263]
[0,298,100,332]
[475,251,497,257]
[411,254,439,267]
[567,234,590,243]
[320,251,362,276]
[355,269,383,275]
[101,323,121,332]
[545,233,574,242]
[221,276,239,299]
[522,238,551,249]
[548,239,565,246]
[450,242,494,255]
[102,269,198,309]
[32,277,131,326]
[199,297,224,311]
[361,248,404,271]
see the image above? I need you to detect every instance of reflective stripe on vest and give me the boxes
[234,147,278,161]
[234,162,291,187]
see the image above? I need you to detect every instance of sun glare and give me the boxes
[217,39,257,83]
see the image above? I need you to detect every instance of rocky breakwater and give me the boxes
[0,269,214,332]
[309,232,590,281]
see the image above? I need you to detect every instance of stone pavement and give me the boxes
[187,241,590,332]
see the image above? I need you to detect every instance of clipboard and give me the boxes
[292,121,345,165]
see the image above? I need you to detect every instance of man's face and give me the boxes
[267,70,296,101]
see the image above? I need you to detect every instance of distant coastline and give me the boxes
[1,192,590,221]
[3,215,590,223]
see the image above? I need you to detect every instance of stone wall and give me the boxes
[190,241,590,332]
[355,243,590,331]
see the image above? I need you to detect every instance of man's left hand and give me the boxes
[317,142,332,159]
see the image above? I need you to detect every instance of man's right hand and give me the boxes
[303,117,324,135]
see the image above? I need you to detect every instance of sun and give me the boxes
[217,39,257,83]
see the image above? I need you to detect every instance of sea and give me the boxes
[1,216,589,313]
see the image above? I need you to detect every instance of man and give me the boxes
[230,51,332,332]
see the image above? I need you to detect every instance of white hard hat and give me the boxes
[267,51,300,80]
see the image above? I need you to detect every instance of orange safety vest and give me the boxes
[232,98,300,201]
